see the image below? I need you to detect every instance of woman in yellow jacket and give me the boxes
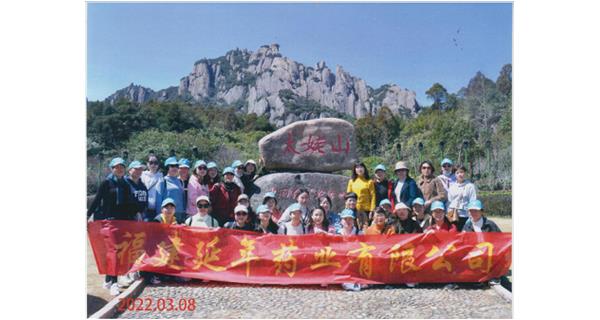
[346,162,376,230]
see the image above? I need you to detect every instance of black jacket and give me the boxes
[224,221,256,231]
[88,175,137,221]
[126,177,148,214]
[462,216,502,232]
[393,218,423,234]
[254,220,279,234]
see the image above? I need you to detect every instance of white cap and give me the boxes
[234,205,248,214]
[394,202,410,211]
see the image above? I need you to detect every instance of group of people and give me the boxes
[88,155,502,295]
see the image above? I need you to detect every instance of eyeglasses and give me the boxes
[237,166,244,170]
[197,166,207,170]
[197,204,210,209]
[235,212,248,216]
[442,164,452,168]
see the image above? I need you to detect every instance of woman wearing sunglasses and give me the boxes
[417,160,447,212]
[224,205,255,231]
[141,155,164,221]
[186,160,210,217]
[185,195,219,228]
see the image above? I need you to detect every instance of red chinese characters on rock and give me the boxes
[285,133,351,156]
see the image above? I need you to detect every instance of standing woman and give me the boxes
[373,164,393,211]
[186,160,209,217]
[425,201,457,232]
[87,157,136,296]
[417,161,447,212]
[278,188,311,225]
[210,167,242,226]
[241,159,258,197]
[447,165,477,231]
[141,155,163,222]
[178,158,191,215]
[206,161,220,187]
[231,160,246,194]
[155,157,186,224]
[346,162,376,230]
[437,158,457,193]
[391,161,421,208]
[262,192,282,223]
[125,160,148,222]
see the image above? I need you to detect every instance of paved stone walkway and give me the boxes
[116,281,511,319]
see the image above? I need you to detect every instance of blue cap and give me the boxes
[287,203,302,213]
[178,158,191,168]
[430,200,445,211]
[441,158,453,166]
[109,157,126,168]
[206,162,218,170]
[375,164,386,172]
[256,204,271,214]
[127,160,145,170]
[164,157,178,166]
[412,197,425,206]
[193,160,207,170]
[340,209,355,219]
[222,167,235,175]
[379,199,392,207]
[467,200,484,211]
[264,191,276,199]
[161,197,176,208]
[231,160,243,168]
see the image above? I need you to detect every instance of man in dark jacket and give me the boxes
[391,161,422,208]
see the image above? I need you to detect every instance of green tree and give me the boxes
[426,83,449,110]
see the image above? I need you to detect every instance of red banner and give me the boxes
[88,221,511,284]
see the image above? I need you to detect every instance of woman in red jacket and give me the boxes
[209,166,241,226]
[425,200,457,232]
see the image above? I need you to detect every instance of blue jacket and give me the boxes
[391,176,422,208]
[155,175,185,214]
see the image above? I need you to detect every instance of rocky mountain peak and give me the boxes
[104,44,420,127]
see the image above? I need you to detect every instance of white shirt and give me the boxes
[394,179,405,202]
[472,218,484,232]
[447,180,477,217]
[278,222,305,235]
[141,170,163,210]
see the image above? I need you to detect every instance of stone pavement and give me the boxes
[116,281,511,319]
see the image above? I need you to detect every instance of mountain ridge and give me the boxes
[103,44,420,127]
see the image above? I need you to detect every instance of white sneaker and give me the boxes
[320,283,328,288]
[118,275,134,287]
[129,272,141,281]
[109,283,121,296]
[150,276,161,285]
[406,282,417,288]
[342,283,361,291]
[102,281,113,290]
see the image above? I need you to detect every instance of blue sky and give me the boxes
[87,2,512,105]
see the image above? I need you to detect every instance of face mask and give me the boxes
[443,171,452,177]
